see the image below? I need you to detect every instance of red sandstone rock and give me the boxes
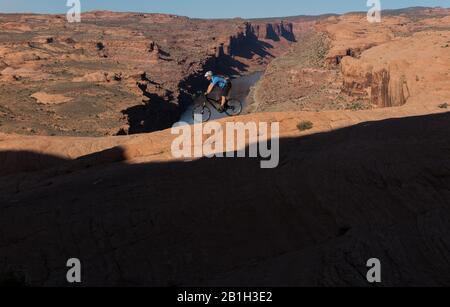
[0,12,301,136]
[251,8,450,112]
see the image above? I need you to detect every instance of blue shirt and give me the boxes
[211,75,228,89]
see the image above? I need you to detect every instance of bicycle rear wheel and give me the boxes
[192,105,211,123]
[225,99,243,116]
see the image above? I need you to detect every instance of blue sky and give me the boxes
[0,0,449,18]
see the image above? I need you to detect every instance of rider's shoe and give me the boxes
[218,106,225,113]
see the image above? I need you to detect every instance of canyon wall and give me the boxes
[340,56,410,107]
[0,13,299,136]
[248,8,450,113]
[322,10,450,109]
[338,29,449,108]
[214,21,295,60]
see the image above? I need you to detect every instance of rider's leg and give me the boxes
[217,96,226,113]
[221,83,231,107]
[221,95,227,107]
[218,83,231,112]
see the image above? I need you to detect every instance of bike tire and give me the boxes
[225,99,243,116]
[192,105,211,123]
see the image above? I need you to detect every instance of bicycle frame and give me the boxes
[192,91,242,122]
[202,94,223,112]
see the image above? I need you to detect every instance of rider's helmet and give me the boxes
[204,71,213,78]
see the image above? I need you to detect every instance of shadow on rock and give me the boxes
[1,112,449,286]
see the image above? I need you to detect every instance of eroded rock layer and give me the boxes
[250,8,450,113]
[0,12,302,136]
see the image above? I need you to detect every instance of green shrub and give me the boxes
[346,101,367,111]
[297,120,314,131]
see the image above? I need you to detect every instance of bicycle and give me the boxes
[192,92,243,123]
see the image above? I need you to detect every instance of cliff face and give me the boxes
[340,57,410,107]
[323,10,450,108]
[215,21,295,58]
[339,29,449,108]
[247,9,450,114]
[246,21,295,42]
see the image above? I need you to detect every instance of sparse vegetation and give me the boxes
[346,101,369,111]
[297,120,314,131]
[438,103,449,109]
[96,42,105,51]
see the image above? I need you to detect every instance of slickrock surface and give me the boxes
[0,107,449,286]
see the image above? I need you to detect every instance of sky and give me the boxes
[0,0,449,18]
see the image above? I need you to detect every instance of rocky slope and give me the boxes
[0,12,302,136]
[249,8,450,113]
[324,10,450,108]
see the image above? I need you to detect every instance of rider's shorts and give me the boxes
[218,82,232,98]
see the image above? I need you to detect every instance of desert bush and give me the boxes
[297,120,314,131]
[346,101,368,111]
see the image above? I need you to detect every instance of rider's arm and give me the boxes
[205,83,214,95]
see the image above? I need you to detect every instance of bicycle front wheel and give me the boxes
[225,99,243,116]
[192,105,211,123]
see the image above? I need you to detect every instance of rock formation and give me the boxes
[219,21,296,57]
[148,41,161,62]
[333,15,449,108]
[0,12,301,136]
[250,8,450,112]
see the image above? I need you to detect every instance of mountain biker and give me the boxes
[204,71,232,113]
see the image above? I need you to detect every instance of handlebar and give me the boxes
[179,89,210,103]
